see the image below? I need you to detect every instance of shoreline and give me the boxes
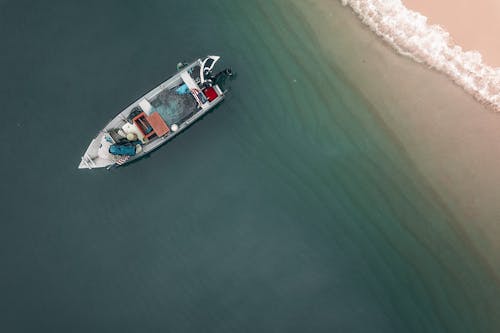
[339,0,500,112]
[293,0,500,277]
[403,0,500,67]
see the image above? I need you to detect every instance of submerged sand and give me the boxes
[293,0,500,276]
[404,0,500,67]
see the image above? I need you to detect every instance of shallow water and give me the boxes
[340,0,500,111]
[0,0,498,332]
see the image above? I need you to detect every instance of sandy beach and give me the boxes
[294,0,500,279]
[404,0,500,67]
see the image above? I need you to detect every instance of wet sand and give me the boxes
[294,0,500,277]
[404,0,500,67]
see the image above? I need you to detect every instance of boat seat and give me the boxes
[180,71,200,91]
[139,99,153,115]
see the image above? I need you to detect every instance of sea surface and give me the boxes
[1,0,499,332]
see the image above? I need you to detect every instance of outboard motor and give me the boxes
[203,68,234,89]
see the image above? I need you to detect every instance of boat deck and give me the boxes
[149,85,197,126]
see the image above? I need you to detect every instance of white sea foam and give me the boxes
[341,0,500,111]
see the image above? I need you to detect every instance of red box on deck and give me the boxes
[202,87,218,102]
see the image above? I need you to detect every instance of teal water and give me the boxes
[1,0,499,332]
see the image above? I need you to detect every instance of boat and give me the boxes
[78,55,232,170]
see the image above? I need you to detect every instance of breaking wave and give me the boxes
[341,0,500,111]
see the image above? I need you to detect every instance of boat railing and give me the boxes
[81,153,96,169]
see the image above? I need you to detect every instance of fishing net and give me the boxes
[150,88,196,125]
